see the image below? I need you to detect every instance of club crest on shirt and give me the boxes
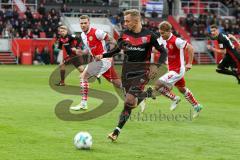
[125,37,130,41]
[169,44,173,49]
[89,36,93,41]
[141,37,147,43]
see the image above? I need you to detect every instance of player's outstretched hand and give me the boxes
[185,63,192,71]
[95,55,103,61]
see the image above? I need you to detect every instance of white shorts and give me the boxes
[85,58,112,77]
[159,70,185,89]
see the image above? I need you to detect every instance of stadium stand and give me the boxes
[180,0,240,38]
[0,0,239,65]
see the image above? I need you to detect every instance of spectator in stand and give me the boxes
[41,47,51,64]
[33,47,43,65]
[2,27,10,38]
[12,7,18,19]
[61,4,69,13]
[38,3,46,16]
[25,28,33,39]
[0,21,4,37]
[32,28,40,38]
[25,7,33,21]
[19,27,26,38]
[167,0,174,15]
[46,28,54,38]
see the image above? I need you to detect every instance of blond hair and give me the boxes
[80,15,90,20]
[59,25,68,30]
[159,21,172,32]
[124,9,141,18]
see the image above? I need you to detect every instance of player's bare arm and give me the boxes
[185,43,194,71]
[207,45,226,54]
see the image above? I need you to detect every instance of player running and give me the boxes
[207,25,240,84]
[70,15,122,111]
[152,21,203,118]
[96,9,167,141]
[56,25,84,86]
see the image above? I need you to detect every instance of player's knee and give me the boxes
[60,65,65,70]
[78,66,85,73]
[177,87,186,94]
[81,71,90,80]
[124,101,135,108]
[125,97,136,108]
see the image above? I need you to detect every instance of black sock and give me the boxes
[60,69,65,82]
[136,87,153,105]
[137,97,144,105]
[115,104,132,135]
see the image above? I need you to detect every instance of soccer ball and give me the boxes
[73,131,93,149]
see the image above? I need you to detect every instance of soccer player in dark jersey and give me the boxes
[96,9,167,141]
[56,25,84,86]
[207,25,240,84]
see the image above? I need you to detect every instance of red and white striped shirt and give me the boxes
[81,27,107,56]
[159,33,187,73]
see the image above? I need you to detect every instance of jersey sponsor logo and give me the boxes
[219,43,224,49]
[141,37,147,43]
[125,37,130,41]
[126,46,145,51]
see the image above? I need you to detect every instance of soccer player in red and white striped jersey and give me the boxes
[153,21,203,118]
[70,15,121,111]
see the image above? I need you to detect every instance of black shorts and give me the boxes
[218,54,237,69]
[122,70,149,98]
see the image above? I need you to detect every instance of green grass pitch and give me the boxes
[0,65,239,160]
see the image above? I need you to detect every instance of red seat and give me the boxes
[40,32,46,38]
